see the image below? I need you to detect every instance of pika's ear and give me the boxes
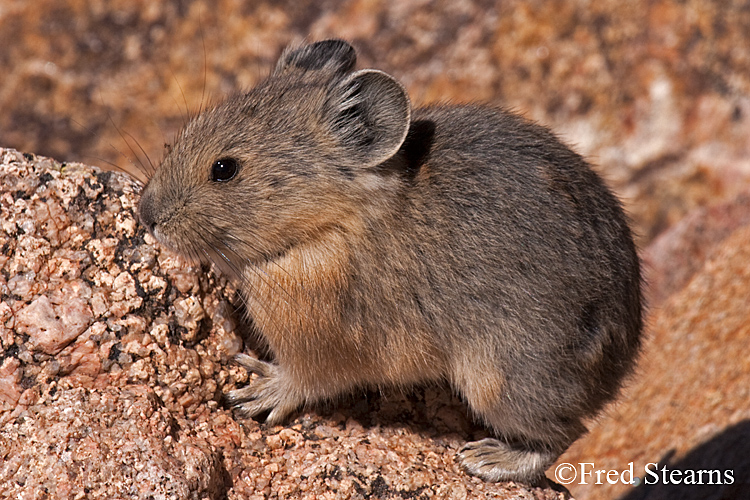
[325,69,411,167]
[274,39,356,76]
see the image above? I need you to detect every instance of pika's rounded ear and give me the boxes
[325,69,411,167]
[274,39,356,76]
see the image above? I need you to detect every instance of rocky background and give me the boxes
[1,1,749,499]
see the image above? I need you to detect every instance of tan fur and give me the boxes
[245,220,446,399]
[452,353,506,416]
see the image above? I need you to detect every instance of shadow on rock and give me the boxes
[621,420,750,500]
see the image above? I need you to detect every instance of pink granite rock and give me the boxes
[16,294,93,355]
[643,190,750,307]
[0,386,226,499]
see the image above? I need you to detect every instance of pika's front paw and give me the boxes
[458,438,555,484]
[225,353,303,425]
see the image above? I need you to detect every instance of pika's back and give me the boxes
[379,103,642,402]
[403,104,638,296]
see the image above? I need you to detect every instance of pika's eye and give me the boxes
[211,158,239,182]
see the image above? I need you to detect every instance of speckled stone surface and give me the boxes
[1,149,571,499]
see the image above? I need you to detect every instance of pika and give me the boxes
[138,40,643,483]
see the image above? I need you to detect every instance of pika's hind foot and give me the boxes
[225,353,303,425]
[458,438,557,483]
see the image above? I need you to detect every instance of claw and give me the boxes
[234,353,272,377]
[226,354,303,424]
[232,395,275,419]
[458,438,554,483]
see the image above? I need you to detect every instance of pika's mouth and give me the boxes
[199,235,298,284]
[136,189,159,237]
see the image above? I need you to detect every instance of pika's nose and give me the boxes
[137,187,157,235]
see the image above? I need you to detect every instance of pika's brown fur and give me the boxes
[138,40,643,483]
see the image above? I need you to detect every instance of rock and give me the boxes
[16,294,93,355]
[558,197,750,499]
[1,150,571,498]
[643,190,750,307]
[0,386,227,499]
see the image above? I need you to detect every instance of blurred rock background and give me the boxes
[2,1,750,499]
[3,0,749,247]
